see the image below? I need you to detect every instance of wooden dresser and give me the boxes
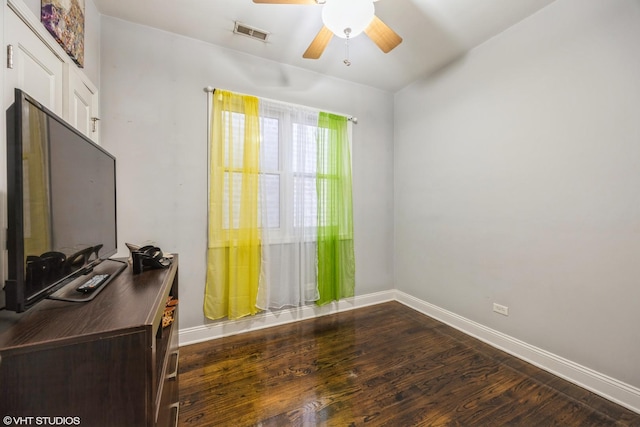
[0,256,179,427]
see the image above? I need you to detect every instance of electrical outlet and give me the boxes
[493,303,509,316]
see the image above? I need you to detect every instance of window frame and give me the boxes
[218,103,352,244]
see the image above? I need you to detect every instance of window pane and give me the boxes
[259,173,280,229]
[223,172,243,229]
[316,177,329,227]
[224,112,246,169]
[294,176,317,228]
[260,117,279,171]
[316,127,330,173]
[292,123,317,174]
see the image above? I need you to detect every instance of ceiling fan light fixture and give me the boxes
[321,0,375,39]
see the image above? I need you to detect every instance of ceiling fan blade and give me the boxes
[253,0,318,4]
[303,26,333,59]
[364,15,403,53]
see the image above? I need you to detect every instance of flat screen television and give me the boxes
[4,89,118,312]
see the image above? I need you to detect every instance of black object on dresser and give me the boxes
[0,256,179,427]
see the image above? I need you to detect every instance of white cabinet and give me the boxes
[4,5,64,115]
[64,64,100,143]
[1,0,100,304]
[3,0,100,142]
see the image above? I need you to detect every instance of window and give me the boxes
[205,90,355,320]
[221,103,322,241]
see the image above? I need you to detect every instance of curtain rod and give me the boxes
[203,86,358,124]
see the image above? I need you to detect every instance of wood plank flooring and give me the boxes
[178,302,640,426]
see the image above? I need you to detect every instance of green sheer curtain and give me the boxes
[204,90,262,320]
[316,112,355,305]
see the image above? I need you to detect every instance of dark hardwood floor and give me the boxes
[178,302,640,426]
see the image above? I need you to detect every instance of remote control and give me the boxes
[76,274,110,293]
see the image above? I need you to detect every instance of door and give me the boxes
[2,5,64,300]
[65,64,100,143]
[4,6,64,113]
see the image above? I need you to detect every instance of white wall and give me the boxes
[99,16,395,330]
[395,0,640,389]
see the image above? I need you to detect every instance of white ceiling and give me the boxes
[93,0,556,92]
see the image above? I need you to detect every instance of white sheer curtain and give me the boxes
[256,100,320,309]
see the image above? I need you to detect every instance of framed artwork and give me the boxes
[41,0,85,67]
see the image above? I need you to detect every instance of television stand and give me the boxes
[48,258,127,302]
[0,256,179,427]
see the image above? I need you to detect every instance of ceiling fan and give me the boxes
[253,0,402,63]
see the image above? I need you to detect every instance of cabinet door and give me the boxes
[4,7,64,114]
[65,64,100,143]
[2,5,65,297]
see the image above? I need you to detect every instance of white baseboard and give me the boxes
[178,289,640,415]
[394,290,640,415]
[178,290,395,346]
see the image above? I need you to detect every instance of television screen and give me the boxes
[5,89,117,312]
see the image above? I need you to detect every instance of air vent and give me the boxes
[234,22,270,42]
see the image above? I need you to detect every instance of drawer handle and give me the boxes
[170,402,180,427]
[167,350,179,380]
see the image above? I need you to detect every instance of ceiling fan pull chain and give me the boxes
[343,27,352,66]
